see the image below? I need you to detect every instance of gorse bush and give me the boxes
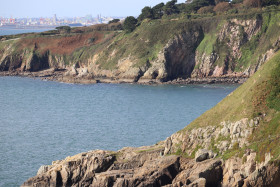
[214,2,232,12]
[197,5,215,14]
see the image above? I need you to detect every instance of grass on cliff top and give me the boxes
[181,50,280,131]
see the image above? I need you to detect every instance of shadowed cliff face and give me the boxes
[0,46,50,72]
[140,26,204,82]
[161,27,204,80]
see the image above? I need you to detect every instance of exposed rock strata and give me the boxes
[22,117,280,187]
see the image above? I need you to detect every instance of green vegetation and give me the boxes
[236,12,280,71]
[56,26,71,34]
[222,144,246,160]
[183,50,280,129]
[191,145,203,158]
[96,18,202,69]
[266,60,280,111]
[108,19,120,24]
[196,33,216,55]
[123,16,138,32]
[178,50,280,161]
[138,7,154,21]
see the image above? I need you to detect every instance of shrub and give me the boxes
[262,0,280,6]
[163,0,179,15]
[231,0,244,4]
[86,37,95,44]
[215,0,230,4]
[56,26,71,34]
[227,8,239,14]
[152,3,165,19]
[108,19,120,24]
[213,2,232,12]
[243,0,262,7]
[138,6,154,21]
[123,16,138,32]
[197,5,214,14]
[186,0,215,13]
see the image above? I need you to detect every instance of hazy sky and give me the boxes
[1,0,186,18]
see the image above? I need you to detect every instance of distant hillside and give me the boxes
[1,8,280,84]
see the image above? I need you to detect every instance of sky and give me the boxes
[0,0,186,18]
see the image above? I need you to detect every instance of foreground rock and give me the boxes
[22,141,280,187]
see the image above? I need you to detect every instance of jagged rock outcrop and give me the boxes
[22,143,280,186]
[21,116,279,187]
[170,117,261,157]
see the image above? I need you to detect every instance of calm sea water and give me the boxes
[0,28,53,36]
[0,77,238,186]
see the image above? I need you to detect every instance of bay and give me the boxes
[0,28,54,36]
[0,76,238,186]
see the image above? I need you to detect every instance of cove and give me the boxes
[0,76,238,186]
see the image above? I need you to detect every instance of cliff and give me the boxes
[22,42,280,186]
[1,10,280,84]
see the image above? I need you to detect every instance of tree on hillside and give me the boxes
[185,0,215,12]
[231,0,244,4]
[138,6,154,21]
[108,19,120,24]
[123,16,138,32]
[262,0,280,6]
[213,1,232,12]
[214,0,230,5]
[197,5,214,14]
[56,26,71,34]
[163,0,179,15]
[176,3,188,13]
[152,3,165,19]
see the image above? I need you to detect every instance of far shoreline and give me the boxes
[0,70,248,85]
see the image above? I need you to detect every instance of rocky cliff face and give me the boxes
[22,137,280,187]
[1,12,280,83]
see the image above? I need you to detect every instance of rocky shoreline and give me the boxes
[21,117,280,187]
[0,69,248,85]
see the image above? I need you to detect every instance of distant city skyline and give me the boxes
[1,0,186,18]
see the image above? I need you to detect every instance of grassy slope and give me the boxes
[180,50,280,161]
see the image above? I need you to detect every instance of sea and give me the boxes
[0,28,54,36]
[0,76,239,186]
[0,28,239,186]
